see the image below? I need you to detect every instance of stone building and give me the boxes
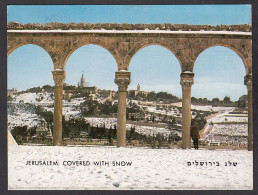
[7,88,17,96]
[137,83,140,92]
[77,73,89,88]
[7,22,252,150]
[36,121,52,138]
[84,86,99,94]
[63,90,72,100]
[129,84,148,99]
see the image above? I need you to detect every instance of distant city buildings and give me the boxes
[77,73,89,88]
[8,88,18,96]
[128,83,148,99]
[63,73,99,100]
[77,73,98,93]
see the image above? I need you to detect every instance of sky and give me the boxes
[7,5,251,101]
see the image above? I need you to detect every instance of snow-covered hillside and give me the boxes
[84,117,180,137]
[13,92,54,104]
[8,91,248,145]
[171,102,236,112]
[202,110,248,144]
[8,113,41,131]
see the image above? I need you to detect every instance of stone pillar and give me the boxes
[114,71,131,147]
[180,72,194,149]
[244,74,253,151]
[52,70,66,146]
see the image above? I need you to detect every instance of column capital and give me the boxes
[115,71,131,92]
[52,70,66,87]
[244,74,252,91]
[180,71,194,88]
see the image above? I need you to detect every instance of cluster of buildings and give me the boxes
[128,83,148,99]
[8,88,18,96]
[63,73,149,102]
[63,73,99,100]
[34,120,52,139]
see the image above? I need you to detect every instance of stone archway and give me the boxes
[8,43,56,144]
[193,44,251,75]
[192,45,252,151]
[123,44,183,147]
[7,41,52,58]
[63,41,120,70]
[126,42,183,71]
[7,23,252,149]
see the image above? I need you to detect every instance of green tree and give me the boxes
[29,126,37,137]
[7,95,13,102]
[212,97,220,103]
[147,91,156,101]
[223,96,231,104]
[42,85,54,92]
[11,126,28,144]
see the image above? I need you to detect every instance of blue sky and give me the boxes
[7,5,251,101]
[7,5,251,25]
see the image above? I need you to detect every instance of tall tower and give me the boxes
[137,83,141,92]
[80,73,85,87]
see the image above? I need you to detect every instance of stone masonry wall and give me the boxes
[7,22,252,32]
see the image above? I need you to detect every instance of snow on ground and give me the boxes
[212,124,247,137]
[8,113,41,130]
[205,124,248,144]
[9,92,248,143]
[146,106,181,117]
[211,114,248,123]
[8,146,253,190]
[213,124,248,136]
[13,93,85,107]
[205,106,235,113]
[84,117,117,129]
[63,97,85,106]
[202,110,248,144]
[63,107,81,119]
[171,102,235,112]
[84,117,179,137]
[127,124,181,138]
[45,107,54,112]
[13,92,54,104]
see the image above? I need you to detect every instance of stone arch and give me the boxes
[127,43,182,97]
[7,42,54,68]
[7,41,52,60]
[126,42,183,71]
[8,41,56,70]
[8,43,55,89]
[63,42,119,69]
[193,44,250,75]
[64,43,118,89]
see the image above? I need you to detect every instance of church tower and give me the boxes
[80,73,86,87]
[137,83,141,92]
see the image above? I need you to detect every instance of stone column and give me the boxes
[114,71,131,147]
[180,72,194,149]
[52,70,66,146]
[244,74,253,151]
